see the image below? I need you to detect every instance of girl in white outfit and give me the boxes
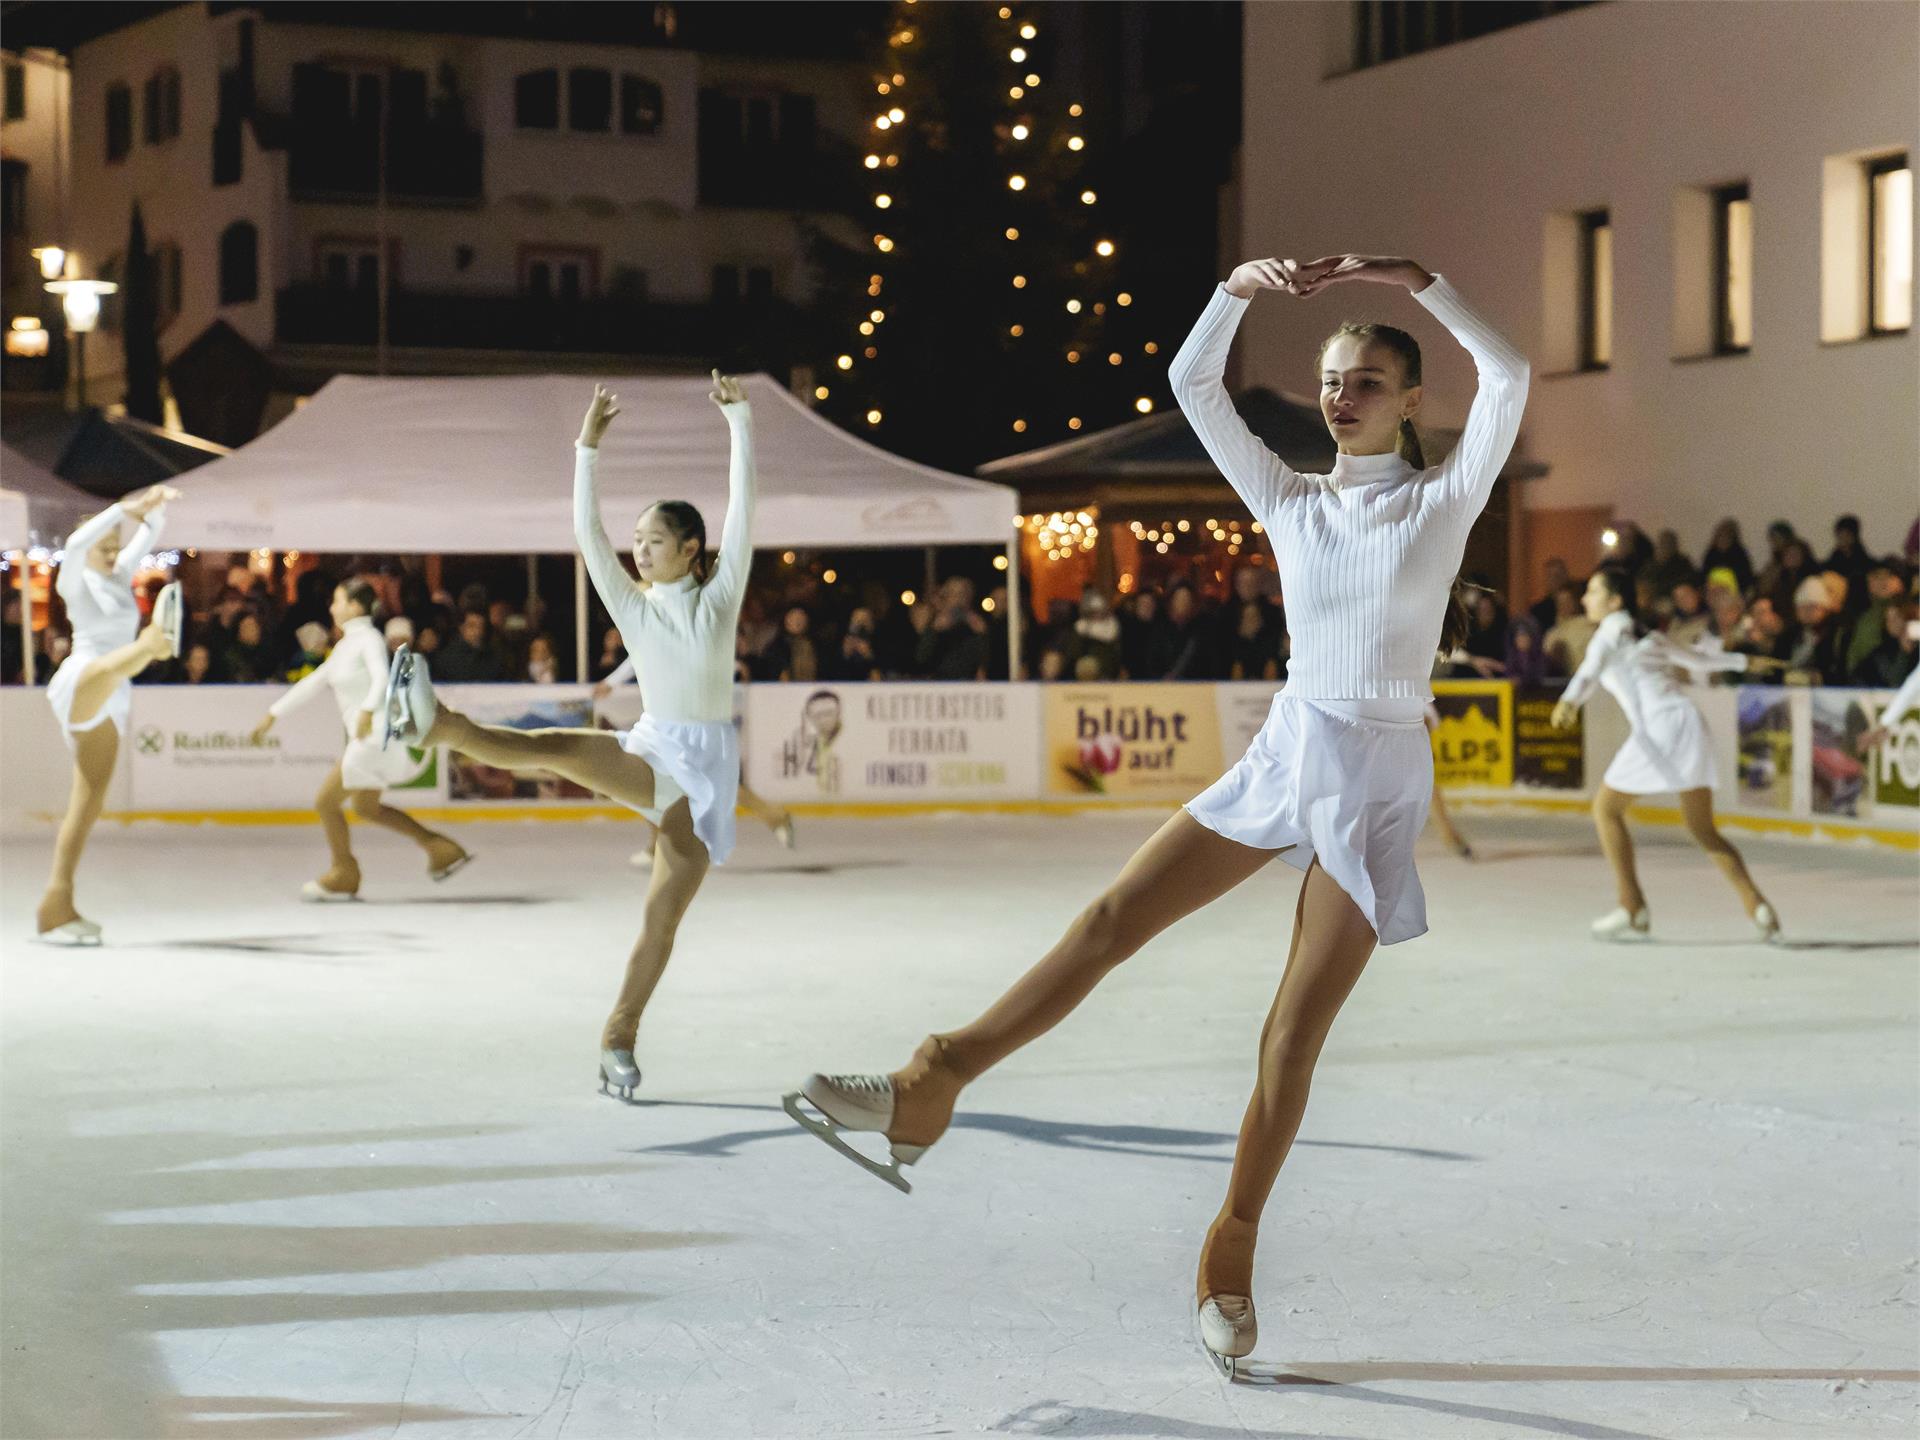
[385,374,754,1101]
[594,652,794,867]
[36,483,184,944]
[789,253,1529,1377]
[250,578,471,901]
[1552,567,1784,942]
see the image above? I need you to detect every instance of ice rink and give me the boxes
[2,809,1916,1439]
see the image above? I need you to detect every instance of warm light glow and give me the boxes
[875,116,892,130]
[1009,324,1024,336]
[46,278,117,334]
[994,554,1010,570]
[1012,419,1027,432]
[1021,23,1037,38]
[1065,299,1081,313]
[1143,341,1158,354]
[1025,74,1040,86]
[874,236,895,252]
[1066,350,1081,363]
[1117,292,1133,306]
[998,5,1012,17]
[1005,227,1020,240]
[1601,528,1620,548]
[1080,190,1097,205]
[1068,102,1082,116]
[1095,239,1114,256]
[1010,47,1027,62]
[980,597,996,613]
[870,309,885,323]
[823,569,838,584]
[1213,528,1227,541]
[1107,352,1121,365]
[1068,417,1083,430]
[877,83,891,95]
[859,322,875,335]
[901,589,917,605]
[874,194,892,209]
[885,154,898,167]
[864,346,877,358]
[4,320,48,357]
[888,107,905,122]
[1011,123,1029,141]
[1068,136,1084,152]
[867,409,883,425]
[1008,86,1024,99]
[32,246,67,281]
[1177,520,1191,533]
[1251,522,1263,534]
[782,550,797,564]
[814,385,830,400]
[1135,397,1153,413]
[836,354,853,370]
[1155,541,1169,554]
[1008,174,1027,191]
[865,155,881,169]
[1012,275,1027,289]
[11,316,43,331]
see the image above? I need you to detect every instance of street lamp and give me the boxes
[31,246,67,280]
[43,277,116,408]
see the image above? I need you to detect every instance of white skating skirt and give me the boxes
[1185,692,1432,945]
[340,734,423,791]
[1602,698,1720,795]
[45,653,129,747]
[617,713,739,864]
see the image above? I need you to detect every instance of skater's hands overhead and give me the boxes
[122,483,180,519]
[1227,255,1431,300]
[709,370,746,409]
[579,384,621,449]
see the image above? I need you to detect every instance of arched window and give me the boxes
[143,65,181,144]
[219,221,258,305]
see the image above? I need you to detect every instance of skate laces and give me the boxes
[825,1073,892,1101]
[1206,1296,1253,1322]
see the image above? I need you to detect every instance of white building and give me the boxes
[1236,0,1917,599]
[44,6,869,429]
[1,45,72,379]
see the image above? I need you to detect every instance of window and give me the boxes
[1712,183,1752,354]
[1578,209,1612,370]
[1,158,26,236]
[520,246,595,300]
[153,240,182,329]
[1351,1,1594,72]
[316,238,383,291]
[143,66,181,144]
[4,59,25,121]
[515,68,558,129]
[218,220,257,305]
[568,67,612,133]
[1868,153,1912,335]
[620,74,663,134]
[106,82,133,163]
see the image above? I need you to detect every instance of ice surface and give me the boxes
[3,811,1916,1438]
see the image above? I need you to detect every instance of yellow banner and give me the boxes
[1430,680,1514,788]
[1043,684,1224,799]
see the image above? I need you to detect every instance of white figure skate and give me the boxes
[380,645,436,749]
[35,918,103,946]
[1752,902,1782,943]
[784,1072,927,1194]
[1196,1294,1257,1379]
[1591,905,1650,941]
[599,1048,640,1102]
[152,581,184,658]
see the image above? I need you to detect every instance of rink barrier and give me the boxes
[3,679,1915,849]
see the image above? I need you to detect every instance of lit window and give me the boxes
[1869,153,1913,334]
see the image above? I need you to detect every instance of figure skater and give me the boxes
[788,252,1530,1377]
[250,577,471,901]
[593,652,794,869]
[1856,627,1920,753]
[35,485,183,944]
[1552,567,1784,941]
[385,374,754,1103]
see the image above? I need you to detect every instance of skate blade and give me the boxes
[430,852,474,883]
[34,925,103,947]
[597,1070,637,1104]
[1192,1300,1249,1382]
[301,886,361,903]
[380,648,413,750]
[782,1091,913,1194]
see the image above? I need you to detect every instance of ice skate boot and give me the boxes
[1196,1214,1258,1379]
[1752,902,1781,943]
[1591,905,1650,941]
[785,1036,960,1194]
[1196,1296,1257,1379]
[599,1048,640,1101]
[773,816,796,850]
[35,917,103,946]
[380,645,436,749]
[630,843,654,869]
[425,837,472,883]
[152,581,184,658]
[302,862,362,903]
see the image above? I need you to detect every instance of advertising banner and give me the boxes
[1735,686,1794,811]
[440,685,600,804]
[1042,683,1223,801]
[1429,681,1513,788]
[1870,686,1920,811]
[1809,691,1875,817]
[744,683,1040,803]
[1512,685,1583,790]
[1214,682,1284,762]
[126,686,438,809]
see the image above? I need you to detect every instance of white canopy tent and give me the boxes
[164,372,1023,673]
[2,444,108,683]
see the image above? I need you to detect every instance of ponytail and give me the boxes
[1592,565,1646,638]
[1397,416,1425,468]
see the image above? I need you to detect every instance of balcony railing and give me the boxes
[275,285,797,360]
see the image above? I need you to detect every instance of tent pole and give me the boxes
[1004,533,1022,680]
[17,558,33,685]
[923,546,936,600]
[526,553,539,606]
[573,554,588,682]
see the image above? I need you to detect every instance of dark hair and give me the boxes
[1591,565,1646,637]
[1835,514,1860,536]
[648,500,712,583]
[1316,322,1425,468]
[337,577,379,618]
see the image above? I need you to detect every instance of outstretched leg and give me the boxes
[885,812,1280,1147]
[602,799,712,1050]
[1200,860,1378,1306]
[37,723,120,934]
[64,622,171,732]
[1676,788,1766,917]
[1591,785,1645,913]
[431,707,657,813]
[344,787,467,876]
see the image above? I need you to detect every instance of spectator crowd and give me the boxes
[4,512,1915,696]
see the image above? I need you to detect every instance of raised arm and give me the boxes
[1168,276,1297,521]
[114,506,164,583]
[56,503,127,601]
[1560,611,1632,709]
[573,385,648,636]
[1412,276,1531,517]
[1652,632,1751,681]
[267,646,335,720]
[704,371,757,617]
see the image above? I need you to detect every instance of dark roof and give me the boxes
[0,405,227,499]
[977,386,1548,482]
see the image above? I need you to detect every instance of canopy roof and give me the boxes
[0,444,99,548]
[164,373,1018,552]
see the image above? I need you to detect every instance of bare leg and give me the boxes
[1677,788,1766,916]
[432,707,656,812]
[1427,781,1470,857]
[311,764,362,895]
[883,811,1281,1147]
[1199,860,1379,1304]
[37,723,119,933]
[1592,785,1645,912]
[65,623,170,731]
[602,800,712,1050]
[737,780,791,835]
[345,787,465,874]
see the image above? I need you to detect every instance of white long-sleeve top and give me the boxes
[268,614,388,725]
[56,502,164,661]
[1169,276,1529,700]
[1879,662,1920,723]
[1563,610,1749,727]
[574,400,755,725]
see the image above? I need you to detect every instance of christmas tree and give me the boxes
[806,0,1166,476]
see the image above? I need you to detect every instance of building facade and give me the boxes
[1237,0,1917,600]
[1,45,73,388]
